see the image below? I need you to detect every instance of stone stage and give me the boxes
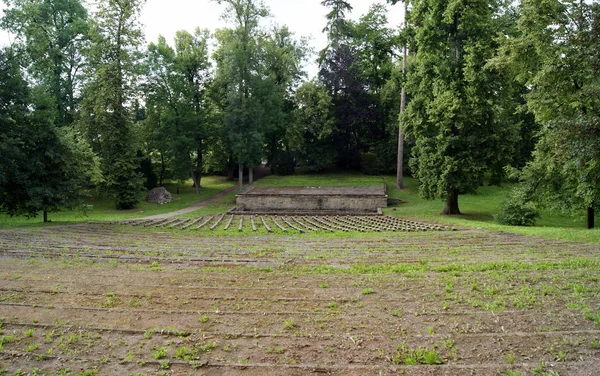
[231,186,388,215]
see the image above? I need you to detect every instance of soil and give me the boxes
[0,223,598,375]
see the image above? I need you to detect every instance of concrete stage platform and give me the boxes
[232,186,388,215]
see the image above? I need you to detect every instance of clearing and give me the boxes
[0,221,599,375]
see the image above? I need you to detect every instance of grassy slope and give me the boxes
[0,176,235,228]
[187,173,600,243]
[2,172,599,243]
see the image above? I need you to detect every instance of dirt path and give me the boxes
[142,165,270,220]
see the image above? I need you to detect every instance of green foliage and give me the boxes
[0,48,101,221]
[494,0,600,227]
[1,0,90,127]
[144,29,213,193]
[495,202,540,227]
[392,344,444,365]
[289,80,335,172]
[78,0,145,210]
[404,0,515,214]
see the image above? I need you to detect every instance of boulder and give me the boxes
[147,187,172,205]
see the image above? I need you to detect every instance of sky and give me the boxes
[0,0,404,77]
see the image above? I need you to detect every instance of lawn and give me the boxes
[0,176,235,228]
[2,172,599,243]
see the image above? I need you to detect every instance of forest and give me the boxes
[0,0,599,227]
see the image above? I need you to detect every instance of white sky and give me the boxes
[0,0,404,77]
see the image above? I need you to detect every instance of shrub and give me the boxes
[495,202,540,226]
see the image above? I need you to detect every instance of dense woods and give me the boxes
[0,0,598,226]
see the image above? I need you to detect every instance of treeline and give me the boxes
[0,0,598,227]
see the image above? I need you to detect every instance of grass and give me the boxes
[0,176,235,228]
[2,171,599,243]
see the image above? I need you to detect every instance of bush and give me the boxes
[495,202,540,226]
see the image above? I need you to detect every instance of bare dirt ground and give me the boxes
[0,223,598,375]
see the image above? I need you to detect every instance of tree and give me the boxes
[0,48,100,222]
[288,80,335,172]
[494,0,600,228]
[144,30,212,194]
[403,0,512,215]
[258,26,309,174]
[78,0,144,209]
[1,0,90,127]
[213,0,269,189]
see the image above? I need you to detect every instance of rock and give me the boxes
[147,187,172,205]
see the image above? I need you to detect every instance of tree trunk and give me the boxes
[396,2,408,190]
[196,145,203,191]
[228,159,235,181]
[587,206,594,229]
[43,209,48,223]
[191,169,201,195]
[159,153,165,186]
[249,166,254,185]
[238,163,244,191]
[442,190,461,215]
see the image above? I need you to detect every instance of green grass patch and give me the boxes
[0,177,235,228]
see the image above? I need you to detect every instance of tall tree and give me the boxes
[388,0,408,189]
[213,0,269,189]
[79,0,144,209]
[0,48,100,222]
[1,0,90,127]
[261,26,309,173]
[404,0,511,214]
[494,0,600,228]
[144,29,212,193]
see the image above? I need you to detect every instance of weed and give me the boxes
[327,302,340,312]
[391,309,403,317]
[102,293,117,308]
[362,288,375,295]
[318,282,329,288]
[150,261,162,271]
[26,343,40,352]
[198,313,209,323]
[163,326,191,337]
[159,360,169,369]
[143,329,154,339]
[504,371,522,376]
[555,351,567,362]
[584,312,600,326]
[442,339,454,349]
[392,344,443,365]
[284,319,295,330]
[152,347,167,360]
[505,352,516,364]
[199,341,218,352]
[174,346,198,361]
[25,329,34,337]
[590,339,599,349]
